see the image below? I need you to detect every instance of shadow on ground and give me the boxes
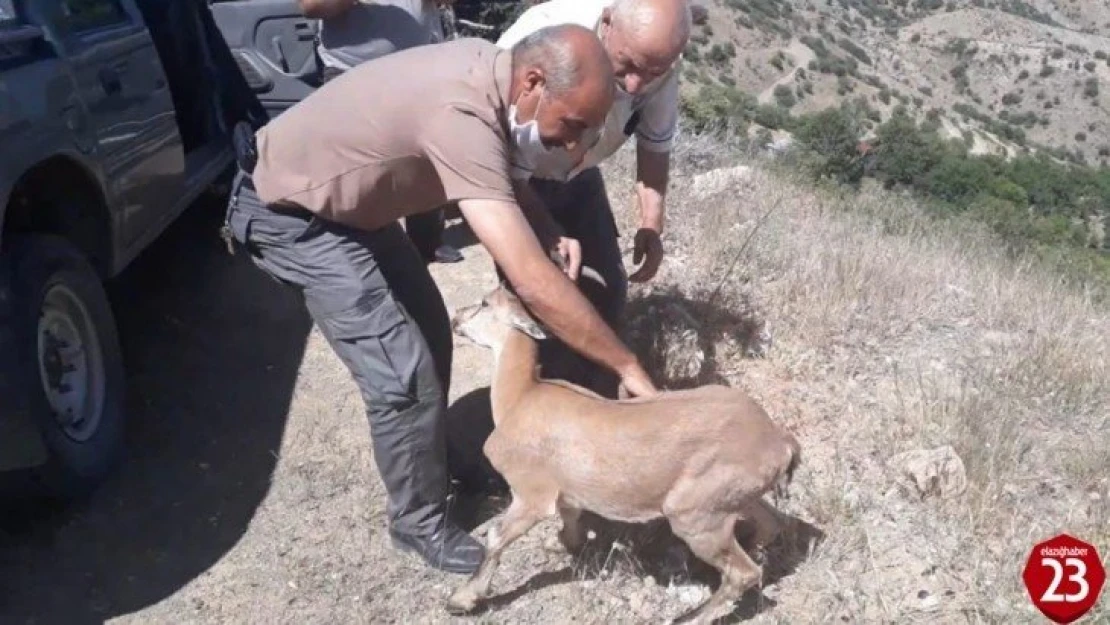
[0,194,312,623]
[622,285,770,391]
[451,495,823,620]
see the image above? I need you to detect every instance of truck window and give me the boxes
[60,0,129,33]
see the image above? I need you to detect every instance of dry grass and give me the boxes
[603,133,1109,623]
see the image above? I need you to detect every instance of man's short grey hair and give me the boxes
[609,0,692,52]
[510,24,589,97]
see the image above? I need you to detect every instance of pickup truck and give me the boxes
[0,0,325,499]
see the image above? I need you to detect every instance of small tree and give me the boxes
[793,106,865,184]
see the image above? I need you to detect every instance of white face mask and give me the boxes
[508,93,550,171]
[508,92,601,181]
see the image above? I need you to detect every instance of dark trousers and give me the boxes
[224,171,452,536]
[502,167,628,398]
[405,209,447,262]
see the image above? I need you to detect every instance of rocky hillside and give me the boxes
[681,0,1110,165]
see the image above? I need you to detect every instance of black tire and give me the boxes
[6,234,126,500]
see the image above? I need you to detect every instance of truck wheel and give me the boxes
[7,234,126,499]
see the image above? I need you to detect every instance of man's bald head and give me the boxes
[511,23,614,100]
[509,24,615,152]
[601,0,692,94]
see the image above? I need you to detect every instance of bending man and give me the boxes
[222,24,657,575]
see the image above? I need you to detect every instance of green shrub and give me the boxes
[838,38,873,65]
[1084,77,1100,98]
[774,84,797,108]
[792,105,866,183]
[753,103,792,129]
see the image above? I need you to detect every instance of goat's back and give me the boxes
[485,382,798,522]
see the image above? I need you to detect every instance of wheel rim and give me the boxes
[36,283,106,442]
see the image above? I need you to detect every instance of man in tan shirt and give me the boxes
[222,24,657,575]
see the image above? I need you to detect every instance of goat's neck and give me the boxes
[490,329,539,426]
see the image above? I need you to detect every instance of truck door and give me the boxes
[44,0,185,251]
[209,0,321,119]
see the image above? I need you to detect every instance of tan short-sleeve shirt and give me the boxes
[251,38,516,232]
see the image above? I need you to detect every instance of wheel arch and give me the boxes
[1,153,115,279]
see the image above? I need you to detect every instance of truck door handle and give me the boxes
[293,21,314,41]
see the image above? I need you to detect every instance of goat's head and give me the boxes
[451,283,548,350]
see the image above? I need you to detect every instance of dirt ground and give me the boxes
[0,188,770,625]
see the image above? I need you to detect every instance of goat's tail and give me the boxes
[773,434,802,501]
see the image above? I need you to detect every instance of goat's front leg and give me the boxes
[446,497,546,614]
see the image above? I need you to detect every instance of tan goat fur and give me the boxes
[446,285,802,624]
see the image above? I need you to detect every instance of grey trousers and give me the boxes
[506,167,628,399]
[224,171,451,536]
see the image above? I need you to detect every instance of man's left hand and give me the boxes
[629,228,663,282]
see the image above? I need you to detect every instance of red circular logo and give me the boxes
[1022,533,1105,624]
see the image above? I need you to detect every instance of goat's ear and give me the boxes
[510,313,548,340]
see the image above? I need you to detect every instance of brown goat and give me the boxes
[446,285,802,623]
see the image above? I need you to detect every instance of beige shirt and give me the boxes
[252,38,516,231]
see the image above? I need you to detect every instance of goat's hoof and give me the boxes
[446,586,482,615]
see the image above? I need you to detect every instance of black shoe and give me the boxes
[390,521,485,574]
[434,244,464,263]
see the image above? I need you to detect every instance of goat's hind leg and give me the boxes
[446,495,548,614]
[670,513,763,625]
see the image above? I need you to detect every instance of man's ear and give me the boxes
[600,7,612,28]
[509,313,548,340]
[523,67,546,94]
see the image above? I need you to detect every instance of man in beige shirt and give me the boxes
[222,24,656,575]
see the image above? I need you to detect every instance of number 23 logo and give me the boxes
[1041,557,1090,603]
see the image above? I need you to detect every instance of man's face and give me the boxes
[515,71,610,153]
[599,10,680,96]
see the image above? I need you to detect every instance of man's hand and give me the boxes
[619,362,659,398]
[629,227,663,283]
[458,198,648,384]
[633,145,670,283]
[554,236,582,280]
